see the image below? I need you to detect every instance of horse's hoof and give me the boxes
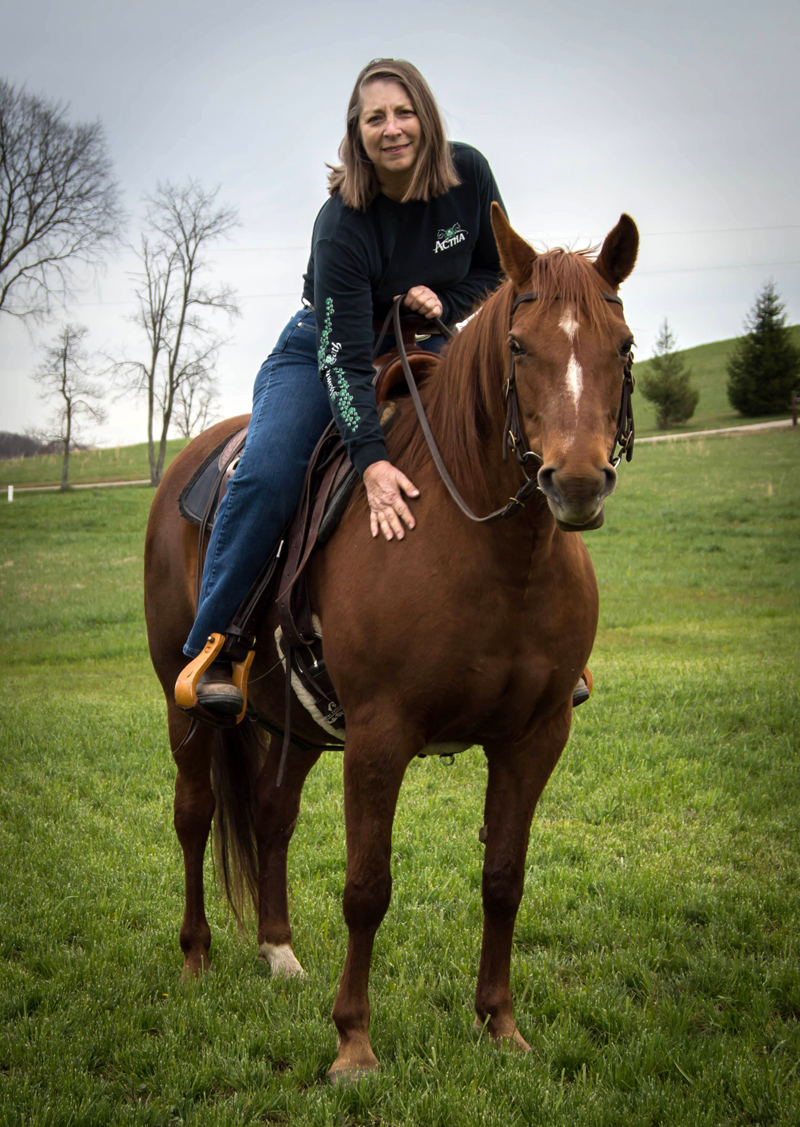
[258,942,305,978]
[180,953,210,983]
[328,1038,379,1084]
[501,1028,531,1052]
[474,1016,530,1052]
[327,1062,380,1086]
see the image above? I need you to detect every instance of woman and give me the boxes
[181,58,507,714]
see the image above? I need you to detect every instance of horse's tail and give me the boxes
[210,721,268,927]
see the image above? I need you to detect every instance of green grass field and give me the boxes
[1,430,799,1125]
[1,437,189,490]
[4,325,798,489]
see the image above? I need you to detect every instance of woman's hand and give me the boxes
[397,285,442,320]
[362,460,420,541]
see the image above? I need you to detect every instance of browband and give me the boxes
[512,290,624,311]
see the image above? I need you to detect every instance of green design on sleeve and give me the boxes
[318,298,361,433]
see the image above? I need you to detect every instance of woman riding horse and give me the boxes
[179,58,509,715]
[147,204,639,1081]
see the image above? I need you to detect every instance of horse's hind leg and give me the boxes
[255,737,323,977]
[475,715,570,1047]
[169,704,216,979]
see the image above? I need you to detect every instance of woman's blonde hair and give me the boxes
[327,59,461,211]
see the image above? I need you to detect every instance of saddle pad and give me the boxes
[178,426,248,528]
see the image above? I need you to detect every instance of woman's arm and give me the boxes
[314,237,421,541]
[314,237,388,474]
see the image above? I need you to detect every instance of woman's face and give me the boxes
[358,79,421,189]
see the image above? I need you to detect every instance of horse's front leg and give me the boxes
[169,705,217,980]
[476,713,570,1046]
[256,735,322,977]
[329,720,413,1083]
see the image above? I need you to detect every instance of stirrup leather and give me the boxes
[174,632,255,726]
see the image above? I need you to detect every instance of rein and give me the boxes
[387,297,540,523]
[382,288,635,526]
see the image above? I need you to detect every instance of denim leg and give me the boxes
[183,314,448,657]
[184,310,331,657]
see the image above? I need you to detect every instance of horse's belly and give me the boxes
[419,740,473,757]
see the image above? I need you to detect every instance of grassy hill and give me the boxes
[4,326,798,487]
[633,324,800,437]
[2,437,189,489]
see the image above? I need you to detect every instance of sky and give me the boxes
[1,0,798,446]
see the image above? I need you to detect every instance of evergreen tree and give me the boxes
[638,319,699,429]
[726,281,800,416]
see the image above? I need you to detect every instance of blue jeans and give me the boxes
[183,307,447,657]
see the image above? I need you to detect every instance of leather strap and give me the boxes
[387,297,540,523]
[512,290,635,467]
[194,427,249,605]
[611,353,635,465]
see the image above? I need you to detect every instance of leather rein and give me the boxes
[384,290,635,526]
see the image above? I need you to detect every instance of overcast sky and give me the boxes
[1,0,798,446]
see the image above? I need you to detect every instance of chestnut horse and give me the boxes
[144,206,639,1081]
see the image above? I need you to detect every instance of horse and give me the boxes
[144,205,639,1082]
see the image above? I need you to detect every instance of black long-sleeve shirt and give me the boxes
[302,143,506,475]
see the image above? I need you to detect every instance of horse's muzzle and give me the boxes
[537,462,617,531]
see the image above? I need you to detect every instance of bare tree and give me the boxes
[32,323,106,490]
[173,378,219,439]
[115,181,239,484]
[0,79,123,320]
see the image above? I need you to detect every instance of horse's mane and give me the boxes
[386,247,618,497]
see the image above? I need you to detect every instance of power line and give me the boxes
[636,259,800,277]
[207,224,800,254]
[64,291,299,308]
[218,259,800,299]
[643,224,800,237]
[51,257,800,310]
[213,245,307,253]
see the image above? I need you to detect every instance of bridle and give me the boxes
[507,290,636,470]
[383,289,634,525]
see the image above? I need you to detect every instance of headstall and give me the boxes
[383,287,635,527]
[508,290,635,469]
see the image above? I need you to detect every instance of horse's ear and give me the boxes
[491,202,536,288]
[594,214,639,289]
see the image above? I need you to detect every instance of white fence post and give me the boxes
[7,485,13,502]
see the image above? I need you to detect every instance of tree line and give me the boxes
[639,283,799,431]
[2,79,798,490]
[1,79,239,488]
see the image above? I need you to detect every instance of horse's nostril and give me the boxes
[537,465,561,504]
[601,465,618,500]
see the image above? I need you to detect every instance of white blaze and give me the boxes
[559,309,579,342]
[559,310,583,409]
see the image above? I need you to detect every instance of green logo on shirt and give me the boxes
[434,223,467,254]
[318,297,360,433]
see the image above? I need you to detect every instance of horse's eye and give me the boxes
[620,338,634,357]
[509,336,524,356]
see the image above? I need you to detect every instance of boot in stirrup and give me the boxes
[572,667,593,708]
[175,633,254,726]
